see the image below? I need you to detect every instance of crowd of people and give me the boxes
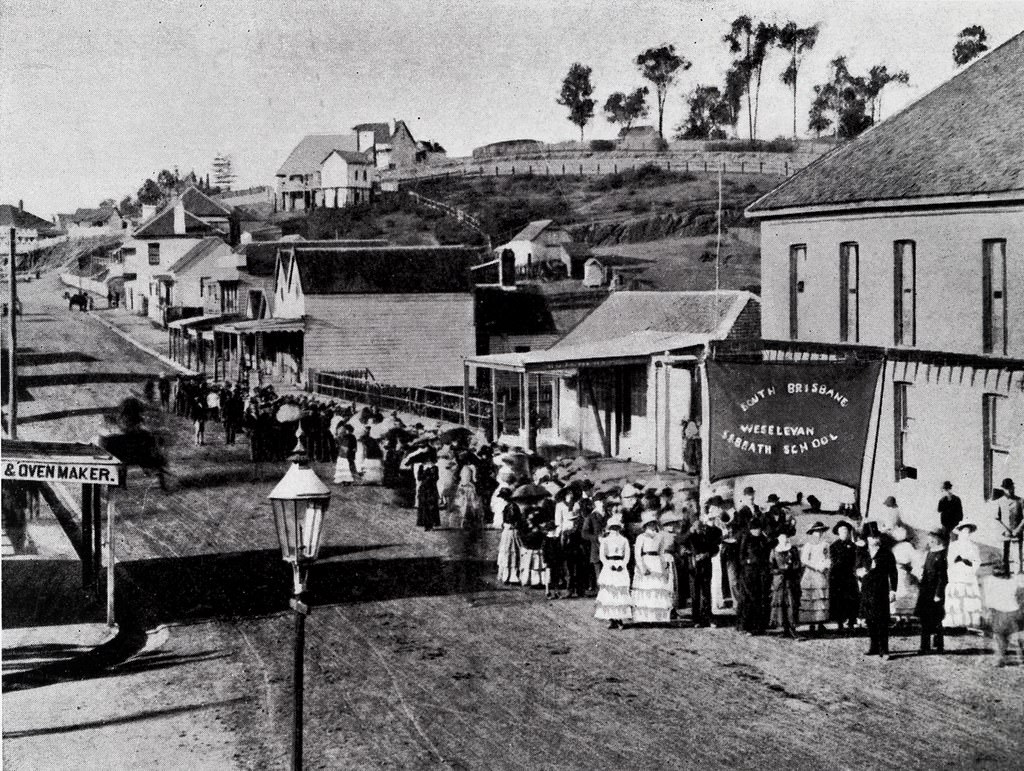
[145,374,1024,664]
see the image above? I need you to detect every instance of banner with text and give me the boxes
[706,360,882,488]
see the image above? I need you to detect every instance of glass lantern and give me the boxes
[268,461,332,569]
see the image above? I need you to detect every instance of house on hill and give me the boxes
[215,244,483,387]
[583,254,656,288]
[0,202,65,258]
[275,134,374,212]
[121,186,235,324]
[498,219,575,274]
[744,30,1024,540]
[57,207,126,238]
[469,290,759,467]
[617,125,662,151]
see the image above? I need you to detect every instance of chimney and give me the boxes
[173,201,185,235]
[19,199,23,212]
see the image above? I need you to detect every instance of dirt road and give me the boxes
[4,274,1023,770]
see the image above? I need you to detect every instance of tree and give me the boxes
[118,195,138,217]
[212,154,236,190]
[604,87,650,134]
[98,198,117,209]
[723,16,777,140]
[863,65,909,123]
[953,25,988,67]
[721,64,746,136]
[156,168,179,196]
[557,63,597,141]
[636,44,691,139]
[137,178,163,206]
[776,21,819,140]
[808,56,873,139]
[675,85,730,140]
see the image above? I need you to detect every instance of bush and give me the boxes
[705,137,796,153]
[590,139,616,152]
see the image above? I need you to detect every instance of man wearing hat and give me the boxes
[937,481,963,534]
[738,516,772,634]
[681,502,723,627]
[857,525,898,659]
[764,494,795,541]
[829,521,860,632]
[915,528,949,655]
[734,486,761,532]
[996,478,1024,574]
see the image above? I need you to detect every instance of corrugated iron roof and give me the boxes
[748,31,1024,214]
[277,134,359,177]
[290,246,483,295]
[509,219,554,243]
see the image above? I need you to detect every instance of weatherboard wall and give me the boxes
[303,294,475,387]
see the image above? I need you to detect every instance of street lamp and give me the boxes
[268,427,331,771]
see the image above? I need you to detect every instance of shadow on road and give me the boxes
[18,406,115,425]
[1,696,247,739]
[18,372,157,389]
[17,352,99,366]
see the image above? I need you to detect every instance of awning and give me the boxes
[213,316,305,334]
[1,440,124,487]
[152,273,174,282]
[466,331,711,373]
[167,313,233,334]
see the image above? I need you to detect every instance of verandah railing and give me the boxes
[313,371,503,430]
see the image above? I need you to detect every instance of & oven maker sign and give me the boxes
[706,360,882,488]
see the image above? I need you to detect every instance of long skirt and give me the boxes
[892,566,919,617]
[519,547,548,587]
[497,527,522,584]
[595,564,633,621]
[830,572,860,624]
[944,577,984,628]
[333,455,354,484]
[361,458,383,485]
[454,482,483,529]
[770,575,801,630]
[800,568,831,624]
[416,489,441,530]
[631,557,675,623]
[739,567,770,632]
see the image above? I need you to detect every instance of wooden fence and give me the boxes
[313,371,502,430]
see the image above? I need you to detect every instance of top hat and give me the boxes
[942,481,953,491]
[742,486,756,496]
[1002,477,1015,490]
[767,493,780,503]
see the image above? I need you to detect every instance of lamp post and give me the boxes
[268,426,331,771]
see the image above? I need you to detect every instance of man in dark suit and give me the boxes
[916,527,949,654]
[937,481,963,534]
[829,521,860,632]
[682,505,723,628]
[857,526,898,659]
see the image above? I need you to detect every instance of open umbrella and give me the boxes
[439,426,473,444]
[511,483,550,502]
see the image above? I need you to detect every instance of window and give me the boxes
[894,240,916,345]
[148,242,160,265]
[839,242,859,342]
[983,239,1007,354]
[199,277,209,298]
[893,381,911,481]
[221,283,238,314]
[789,245,806,340]
[249,290,265,318]
[983,394,1012,500]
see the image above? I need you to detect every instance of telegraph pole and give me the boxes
[7,227,18,439]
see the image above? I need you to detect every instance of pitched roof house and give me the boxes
[275,133,374,212]
[468,290,760,466]
[743,31,1024,533]
[0,202,64,256]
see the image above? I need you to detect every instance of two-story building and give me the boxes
[121,186,234,324]
[275,134,374,212]
[743,31,1024,542]
[0,202,65,259]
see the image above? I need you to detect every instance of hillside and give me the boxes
[407,165,782,246]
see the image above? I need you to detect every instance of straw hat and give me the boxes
[606,514,624,529]
[806,521,829,534]
[640,511,660,527]
[660,511,684,526]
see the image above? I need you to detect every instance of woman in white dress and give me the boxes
[594,515,632,628]
[631,512,676,624]
[799,521,832,632]
[495,489,522,584]
[890,526,921,623]
[945,522,984,629]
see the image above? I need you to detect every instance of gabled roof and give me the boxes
[509,219,555,243]
[0,204,57,231]
[133,186,232,238]
[322,149,373,165]
[557,290,756,349]
[391,120,415,143]
[133,207,224,238]
[352,123,391,146]
[169,237,229,274]
[277,134,359,177]
[67,207,121,225]
[475,285,607,337]
[287,246,483,295]
[748,31,1024,216]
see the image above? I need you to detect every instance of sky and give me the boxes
[1,0,1022,218]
